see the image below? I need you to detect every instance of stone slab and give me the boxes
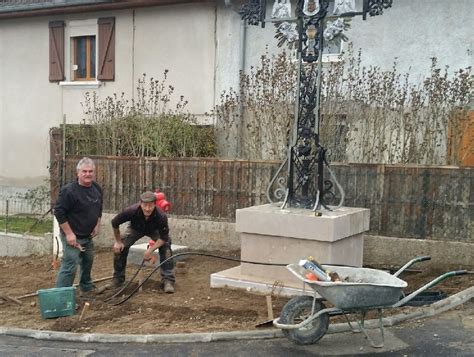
[236,204,370,242]
[210,266,313,297]
[128,243,189,266]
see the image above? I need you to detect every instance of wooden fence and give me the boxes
[49,155,473,243]
[50,156,280,219]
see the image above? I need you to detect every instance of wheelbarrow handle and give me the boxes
[417,256,431,262]
[393,256,431,277]
[394,270,467,308]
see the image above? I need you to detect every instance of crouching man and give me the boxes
[111,191,175,293]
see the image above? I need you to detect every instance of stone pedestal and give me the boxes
[211,204,370,295]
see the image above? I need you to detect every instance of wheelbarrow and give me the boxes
[273,256,467,348]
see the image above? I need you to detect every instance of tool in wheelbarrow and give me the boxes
[273,256,468,348]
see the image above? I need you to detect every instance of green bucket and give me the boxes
[38,287,76,319]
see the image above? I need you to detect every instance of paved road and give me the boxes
[1,301,472,356]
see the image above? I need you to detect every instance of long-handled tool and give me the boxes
[256,280,284,328]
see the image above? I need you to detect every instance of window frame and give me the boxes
[64,19,98,84]
[72,35,96,81]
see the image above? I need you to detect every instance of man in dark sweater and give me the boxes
[111,191,175,293]
[54,157,102,298]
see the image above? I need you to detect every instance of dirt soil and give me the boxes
[0,248,472,335]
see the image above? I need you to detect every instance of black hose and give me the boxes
[104,260,146,302]
[107,252,288,306]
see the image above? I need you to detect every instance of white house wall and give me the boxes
[0,16,62,183]
[346,0,473,77]
[133,4,216,118]
[0,4,217,189]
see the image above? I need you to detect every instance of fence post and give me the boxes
[5,199,9,233]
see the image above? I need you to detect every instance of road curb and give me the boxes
[1,287,472,344]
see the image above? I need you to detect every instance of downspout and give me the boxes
[223,0,246,75]
[213,4,218,124]
[224,0,247,157]
[132,9,136,99]
[237,18,247,158]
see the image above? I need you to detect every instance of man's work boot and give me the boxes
[163,280,175,294]
[110,278,124,288]
[98,278,123,294]
[80,288,97,301]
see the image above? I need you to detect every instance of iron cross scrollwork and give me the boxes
[239,0,395,210]
[363,0,393,19]
[239,0,267,27]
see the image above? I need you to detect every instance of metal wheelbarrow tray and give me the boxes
[273,256,467,348]
[287,264,407,310]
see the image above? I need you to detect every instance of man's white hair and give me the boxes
[76,157,95,171]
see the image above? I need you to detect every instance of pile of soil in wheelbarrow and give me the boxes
[0,248,472,335]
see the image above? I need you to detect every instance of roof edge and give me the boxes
[0,0,112,14]
[0,0,213,19]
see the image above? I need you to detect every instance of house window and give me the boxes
[49,18,115,83]
[72,36,96,81]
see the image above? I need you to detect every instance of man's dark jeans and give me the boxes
[113,227,175,283]
[56,233,95,292]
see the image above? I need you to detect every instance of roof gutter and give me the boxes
[0,0,213,20]
[0,0,112,14]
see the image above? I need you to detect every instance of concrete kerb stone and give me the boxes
[0,287,472,344]
[0,327,284,343]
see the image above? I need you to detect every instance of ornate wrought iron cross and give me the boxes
[239,0,394,210]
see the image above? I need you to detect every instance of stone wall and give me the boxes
[0,232,52,257]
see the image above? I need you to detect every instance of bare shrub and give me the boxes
[214,46,473,165]
[72,72,215,158]
[213,52,297,160]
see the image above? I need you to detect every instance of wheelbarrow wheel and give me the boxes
[279,295,329,345]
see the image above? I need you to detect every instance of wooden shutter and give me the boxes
[98,17,115,81]
[49,21,65,82]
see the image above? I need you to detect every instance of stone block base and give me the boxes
[211,204,369,295]
[241,233,363,286]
